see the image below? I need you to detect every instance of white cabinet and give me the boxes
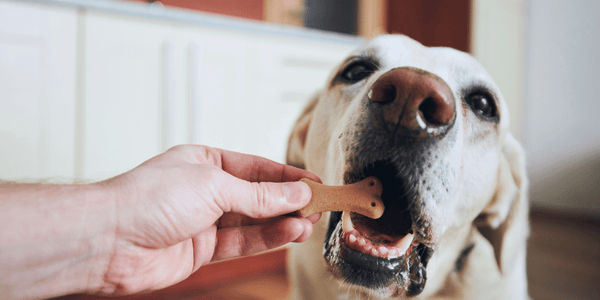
[186,29,352,163]
[239,36,350,162]
[0,2,77,181]
[0,1,358,181]
[81,13,175,179]
[79,14,354,180]
[185,28,254,156]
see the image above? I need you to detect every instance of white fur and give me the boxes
[287,35,529,300]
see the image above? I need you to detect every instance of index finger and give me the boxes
[217,148,321,183]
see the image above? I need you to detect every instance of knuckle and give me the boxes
[251,182,271,218]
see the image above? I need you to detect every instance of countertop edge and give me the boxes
[7,0,365,46]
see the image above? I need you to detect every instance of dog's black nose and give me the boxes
[368,67,455,137]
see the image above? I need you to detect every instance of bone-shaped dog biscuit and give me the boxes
[298,176,385,219]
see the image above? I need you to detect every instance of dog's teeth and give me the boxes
[340,210,417,259]
[395,233,415,255]
[341,211,354,233]
[349,234,357,243]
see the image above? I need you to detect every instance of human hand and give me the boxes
[98,145,321,295]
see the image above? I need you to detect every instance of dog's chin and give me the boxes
[324,212,433,297]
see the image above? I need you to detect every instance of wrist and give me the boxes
[78,181,119,295]
[36,182,119,296]
[0,182,118,299]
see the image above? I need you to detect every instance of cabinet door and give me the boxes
[81,12,175,180]
[186,30,355,164]
[186,28,252,154]
[242,36,354,163]
[0,2,77,181]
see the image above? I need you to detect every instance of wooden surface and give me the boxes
[51,208,599,300]
[527,209,600,300]
[128,0,265,21]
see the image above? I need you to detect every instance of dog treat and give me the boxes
[297,176,385,219]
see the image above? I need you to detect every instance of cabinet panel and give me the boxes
[186,30,354,163]
[241,37,353,162]
[81,13,173,179]
[0,2,76,181]
[0,42,42,179]
[250,37,345,91]
[0,1,42,36]
[42,6,78,180]
[187,29,252,154]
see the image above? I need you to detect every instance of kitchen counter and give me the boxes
[12,0,363,46]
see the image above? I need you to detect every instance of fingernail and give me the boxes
[284,182,311,204]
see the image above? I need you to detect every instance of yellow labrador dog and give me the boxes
[286,35,529,299]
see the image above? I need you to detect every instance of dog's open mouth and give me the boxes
[323,161,434,297]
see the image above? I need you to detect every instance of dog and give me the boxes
[286,35,529,299]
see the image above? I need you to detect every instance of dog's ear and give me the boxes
[286,92,320,169]
[475,133,529,273]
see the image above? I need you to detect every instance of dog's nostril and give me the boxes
[419,96,452,126]
[419,97,440,125]
[371,202,376,207]
[370,84,397,104]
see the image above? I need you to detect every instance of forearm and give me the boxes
[0,182,117,299]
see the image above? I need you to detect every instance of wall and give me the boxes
[522,0,600,215]
[386,0,471,53]
[471,0,526,140]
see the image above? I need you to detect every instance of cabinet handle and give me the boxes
[162,40,176,150]
[281,57,336,71]
[189,42,201,144]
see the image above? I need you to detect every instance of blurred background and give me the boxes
[0,0,598,299]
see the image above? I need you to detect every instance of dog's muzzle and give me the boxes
[324,67,455,297]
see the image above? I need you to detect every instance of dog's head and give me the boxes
[287,35,527,298]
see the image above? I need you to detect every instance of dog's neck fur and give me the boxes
[427,225,529,299]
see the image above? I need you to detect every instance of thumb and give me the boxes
[220,178,312,218]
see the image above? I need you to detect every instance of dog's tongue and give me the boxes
[342,211,416,259]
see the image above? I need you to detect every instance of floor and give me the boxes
[527,209,600,300]
[52,208,600,300]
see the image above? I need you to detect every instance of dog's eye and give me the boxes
[467,93,498,120]
[339,61,377,83]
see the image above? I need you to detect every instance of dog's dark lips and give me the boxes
[323,161,434,297]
